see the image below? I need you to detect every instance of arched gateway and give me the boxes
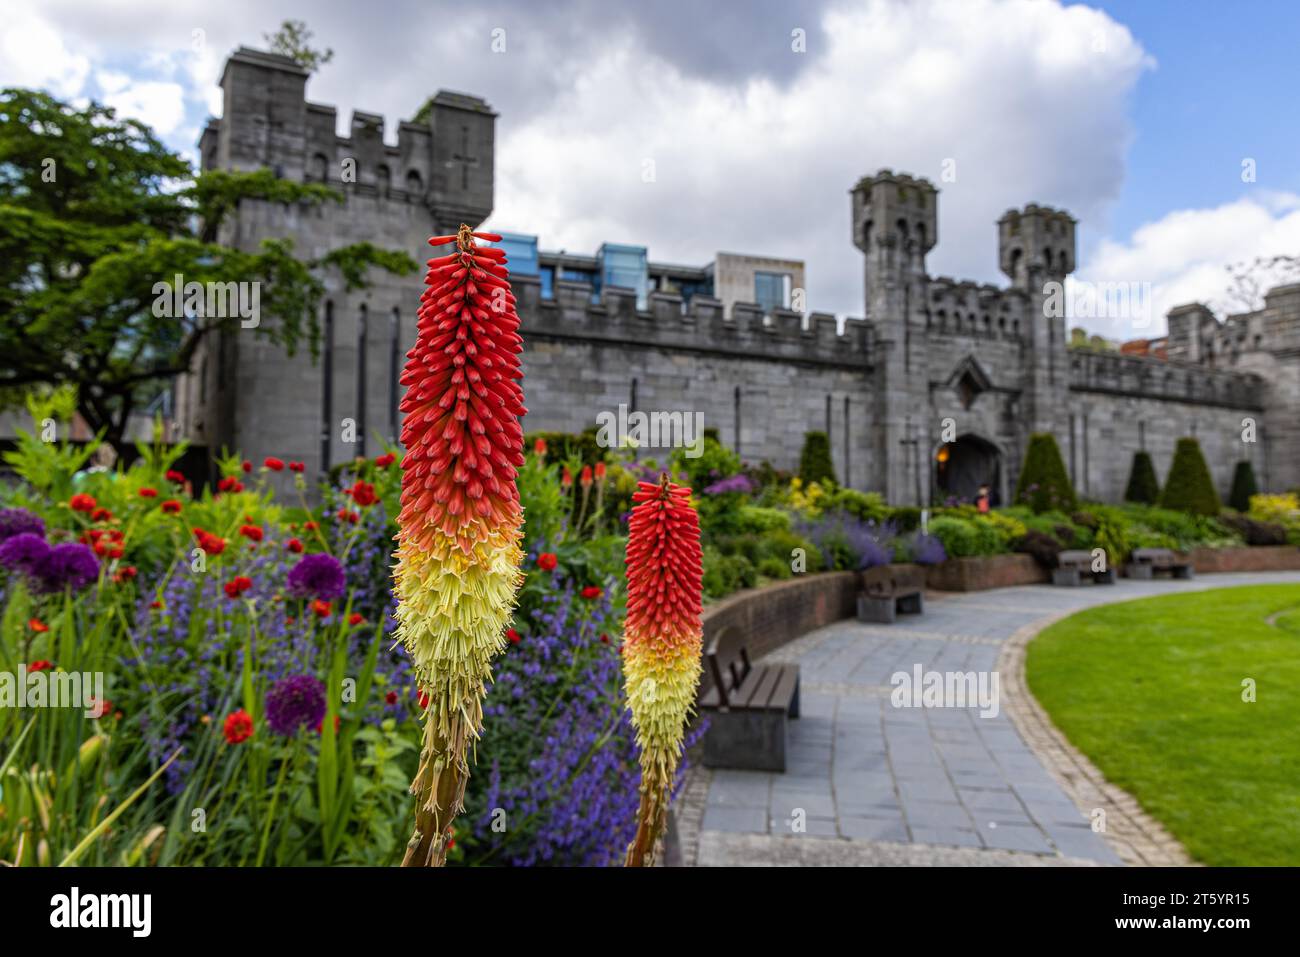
[934,434,1003,506]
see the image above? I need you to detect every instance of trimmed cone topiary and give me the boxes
[1123,450,1160,504]
[1014,432,1076,514]
[1159,437,1221,515]
[799,430,837,485]
[1228,459,1259,512]
[395,224,527,867]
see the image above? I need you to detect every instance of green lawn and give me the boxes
[1026,584,1300,866]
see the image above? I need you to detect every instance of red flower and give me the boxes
[194,529,226,555]
[506,628,521,644]
[286,537,304,554]
[595,462,607,481]
[90,507,113,523]
[88,697,113,720]
[223,709,254,745]
[533,437,547,457]
[241,460,252,473]
[349,480,377,507]
[581,585,602,599]
[289,461,306,473]
[336,508,359,524]
[160,499,182,514]
[303,520,319,531]
[108,545,124,560]
[165,469,185,484]
[139,487,158,498]
[374,453,396,468]
[217,476,244,493]
[315,714,341,735]
[69,493,96,513]
[264,457,285,471]
[580,465,593,489]
[150,601,164,610]
[599,633,610,644]
[348,612,364,626]
[239,524,264,542]
[311,599,332,618]
[29,659,53,672]
[223,576,253,598]
[537,552,558,572]
[561,467,573,489]
[113,565,138,583]
[28,618,49,633]
[385,691,399,705]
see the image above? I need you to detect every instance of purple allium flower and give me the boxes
[702,473,756,496]
[35,542,101,594]
[0,507,44,543]
[285,552,346,600]
[0,532,50,577]
[264,674,327,736]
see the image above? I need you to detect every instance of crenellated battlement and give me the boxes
[924,277,1027,340]
[203,47,495,228]
[1069,349,1264,410]
[512,276,873,370]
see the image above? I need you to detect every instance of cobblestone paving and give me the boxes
[687,572,1300,866]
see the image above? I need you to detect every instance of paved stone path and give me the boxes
[687,571,1300,866]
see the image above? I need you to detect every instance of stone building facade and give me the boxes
[178,47,1298,504]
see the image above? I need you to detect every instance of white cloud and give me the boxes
[102,80,187,135]
[0,10,91,98]
[488,0,1153,316]
[1074,192,1300,338]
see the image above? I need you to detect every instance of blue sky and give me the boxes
[1094,0,1300,237]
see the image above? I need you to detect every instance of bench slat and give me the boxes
[737,666,781,711]
[768,666,799,711]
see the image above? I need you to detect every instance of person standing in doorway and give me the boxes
[976,484,991,514]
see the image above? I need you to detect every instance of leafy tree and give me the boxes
[264,20,334,73]
[1159,437,1221,516]
[1227,459,1259,512]
[798,430,836,485]
[1123,450,1160,504]
[0,89,417,451]
[1013,432,1076,514]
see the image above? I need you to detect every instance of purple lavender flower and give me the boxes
[0,532,50,577]
[264,674,327,736]
[34,542,101,593]
[285,552,346,600]
[0,507,44,543]
[910,532,947,565]
[702,473,756,496]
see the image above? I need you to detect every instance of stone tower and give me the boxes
[851,170,938,503]
[998,203,1075,437]
[180,47,495,483]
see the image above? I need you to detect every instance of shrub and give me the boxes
[1228,460,1259,513]
[826,487,889,523]
[734,505,791,533]
[1218,513,1287,547]
[798,431,837,485]
[927,516,980,558]
[1123,451,1160,504]
[887,506,922,532]
[1014,433,1077,514]
[1015,529,1063,569]
[756,556,790,580]
[1248,494,1300,545]
[1159,437,1221,515]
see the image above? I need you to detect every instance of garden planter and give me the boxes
[925,553,1048,591]
[1189,545,1300,573]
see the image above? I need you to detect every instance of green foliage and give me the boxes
[0,88,416,448]
[1123,451,1160,504]
[264,19,334,73]
[824,487,889,523]
[671,433,742,491]
[1159,437,1221,516]
[927,516,1001,558]
[798,431,837,485]
[1228,460,1259,513]
[1014,433,1077,514]
[734,505,791,533]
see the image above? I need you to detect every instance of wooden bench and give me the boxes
[1126,547,1194,580]
[699,640,800,772]
[1052,549,1116,586]
[856,564,926,623]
